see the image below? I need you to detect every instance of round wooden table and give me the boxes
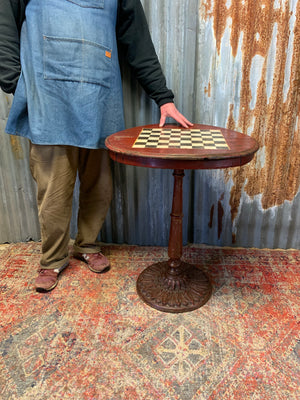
[105,124,259,313]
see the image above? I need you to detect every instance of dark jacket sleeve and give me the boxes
[116,0,174,107]
[0,0,26,94]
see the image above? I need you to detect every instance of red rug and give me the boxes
[0,242,299,399]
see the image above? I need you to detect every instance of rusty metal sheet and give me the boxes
[0,0,299,248]
[201,0,300,210]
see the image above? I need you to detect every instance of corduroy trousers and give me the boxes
[29,143,112,270]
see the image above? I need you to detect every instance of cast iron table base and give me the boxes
[137,261,212,313]
[137,169,212,313]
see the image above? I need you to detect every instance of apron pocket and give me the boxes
[43,35,112,88]
[66,0,104,8]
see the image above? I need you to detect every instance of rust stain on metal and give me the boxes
[204,81,211,97]
[217,192,225,239]
[232,232,236,244]
[207,193,225,238]
[227,103,236,130]
[208,204,214,228]
[205,0,300,219]
[9,136,24,160]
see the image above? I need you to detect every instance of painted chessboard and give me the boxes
[132,128,230,149]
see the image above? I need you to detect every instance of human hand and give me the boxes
[159,103,193,128]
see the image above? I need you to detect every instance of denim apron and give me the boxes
[6,0,125,149]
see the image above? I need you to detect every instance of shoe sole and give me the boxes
[36,280,58,293]
[73,253,110,273]
[88,265,110,274]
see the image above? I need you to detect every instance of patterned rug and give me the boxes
[0,242,299,400]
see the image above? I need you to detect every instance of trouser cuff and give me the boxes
[40,256,70,271]
[72,243,101,254]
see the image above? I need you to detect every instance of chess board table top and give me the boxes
[105,124,259,170]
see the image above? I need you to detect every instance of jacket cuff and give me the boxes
[157,97,174,108]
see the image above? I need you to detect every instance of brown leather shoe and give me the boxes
[35,263,68,292]
[73,252,110,273]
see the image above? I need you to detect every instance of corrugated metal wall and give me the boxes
[0,0,299,248]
